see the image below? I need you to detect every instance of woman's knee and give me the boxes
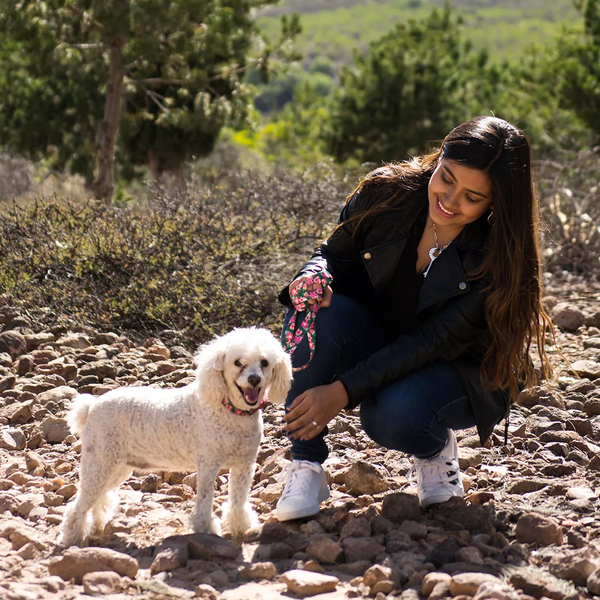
[360,398,413,450]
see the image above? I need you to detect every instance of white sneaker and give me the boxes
[275,460,330,521]
[408,430,464,508]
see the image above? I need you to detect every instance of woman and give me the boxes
[275,116,553,521]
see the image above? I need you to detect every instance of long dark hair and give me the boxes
[345,116,552,399]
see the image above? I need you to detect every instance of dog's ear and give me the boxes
[195,338,228,402]
[268,351,293,405]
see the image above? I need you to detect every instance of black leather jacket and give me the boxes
[279,187,510,444]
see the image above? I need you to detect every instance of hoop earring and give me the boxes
[487,209,494,225]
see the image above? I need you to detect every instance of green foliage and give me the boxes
[253,63,335,113]
[0,0,300,185]
[257,0,579,69]
[0,32,104,184]
[0,168,348,342]
[323,5,497,164]
[234,82,332,168]
[552,0,600,139]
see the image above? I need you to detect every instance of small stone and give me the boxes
[380,492,420,522]
[398,520,427,540]
[37,386,78,407]
[81,571,122,595]
[240,561,277,581]
[363,564,394,588]
[150,545,188,574]
[280,569,339,597]
[195,583,219,599]
[472,581,520,600]
[188,532,239,560]
[506,479,549,494]
[0,374,16,393]
[43,491,64,507]
[548,547,600,586]
[343,460,389,496]
[55,333,92,349]
[454,546,484,564]
[200,569,229,588]
[79,360,118,381]
[509,567,579,600]
[0,492,19,515]
[140,473,162,493]
[40,416,70,443]
[302,559,324,573]
[56,483,78,500]
[588,567,600,595]
[422,572,452,596]
[515,512,563,546]
[371,580,395,594]
[48,547,139,583]
[342,536,385,563]
[449,573,502,596]
[306,536,343,564]
[0,330,27,359]
[584,397,600,416]
[3,400,33,424]
[458,447,482,469]
[552,303,585,332]
[340,517,371,539]
[571,360,600,379]
[93,333,119,345]
[0,427,26,450]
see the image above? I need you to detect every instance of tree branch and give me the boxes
[68,43,107,50]
[67,5,105,32]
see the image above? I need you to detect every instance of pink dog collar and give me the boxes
[221,396,266,416]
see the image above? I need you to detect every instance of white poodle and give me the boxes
[60,327,292,547]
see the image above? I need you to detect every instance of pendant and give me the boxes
[423,247,440,278]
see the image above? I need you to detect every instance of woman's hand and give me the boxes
[283,380,349,441]
[289,276,333,308]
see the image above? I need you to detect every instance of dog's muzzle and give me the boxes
[236,383,262,406]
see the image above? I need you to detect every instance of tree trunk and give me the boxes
[95,37,125,205]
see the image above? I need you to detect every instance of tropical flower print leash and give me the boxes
[283,271,333,372]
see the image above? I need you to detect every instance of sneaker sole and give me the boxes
[420,491,464,508]
[276,487,331,522]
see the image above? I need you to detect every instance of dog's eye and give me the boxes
[234,359,243,368]
[260,359,269,368]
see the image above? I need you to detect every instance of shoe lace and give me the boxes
[407,455,460,489]
[279,461,322,500]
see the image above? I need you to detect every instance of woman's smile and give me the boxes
[435,197,457,217]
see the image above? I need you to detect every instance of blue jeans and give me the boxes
[282,294,476,462]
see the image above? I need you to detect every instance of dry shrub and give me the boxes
[0,166,347,345]
[536,145,600,278]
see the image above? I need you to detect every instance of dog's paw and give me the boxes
[192,514,222,536]
[221,501,258,536]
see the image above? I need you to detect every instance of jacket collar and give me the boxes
[417,214,489,313]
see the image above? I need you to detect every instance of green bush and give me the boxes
[0,167,349,345]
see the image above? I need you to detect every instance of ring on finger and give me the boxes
[311,420,319,428]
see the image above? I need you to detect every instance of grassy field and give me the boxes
[257,0,580,66]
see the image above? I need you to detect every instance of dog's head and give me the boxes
[195,327,292,412]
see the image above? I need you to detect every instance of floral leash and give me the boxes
[282,271,333,372]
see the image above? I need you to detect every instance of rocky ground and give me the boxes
[1,272,600,600]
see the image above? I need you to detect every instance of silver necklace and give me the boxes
[423,221,451,278]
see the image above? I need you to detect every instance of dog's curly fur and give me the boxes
[59,327,292,547]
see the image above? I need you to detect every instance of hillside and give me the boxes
[257,0,580,66]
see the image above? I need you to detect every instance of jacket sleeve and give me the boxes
[338,277,489,409]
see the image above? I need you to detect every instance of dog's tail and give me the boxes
[67,394,96,436]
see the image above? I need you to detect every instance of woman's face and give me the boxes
[428,158,493,231]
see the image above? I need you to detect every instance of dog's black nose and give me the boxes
[247,374,261,388]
